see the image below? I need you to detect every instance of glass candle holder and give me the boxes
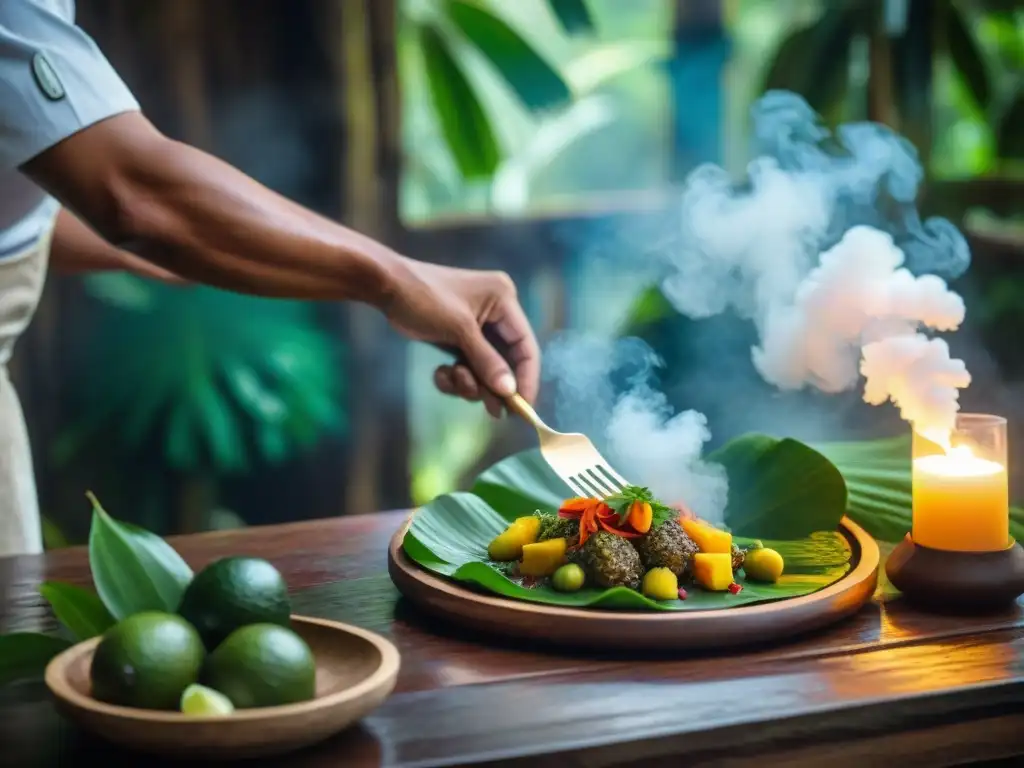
[911,414,1009,553]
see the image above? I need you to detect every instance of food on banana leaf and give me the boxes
[692,553,733,591]
[519,538,568,577]
[743,543,784,583]
[487,516,542,561]
[641,567,678,601]
[680,517,733,554]
[483,484,783,602]
[576,531,645,589]
[635,519,699,578]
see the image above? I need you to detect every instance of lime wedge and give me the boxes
[180,684,235,716]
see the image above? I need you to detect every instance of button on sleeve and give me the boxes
[0,1,139,171]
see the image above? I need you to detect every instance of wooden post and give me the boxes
[890,0,935,163]
[668,0,726,179]
[330,0,410,515]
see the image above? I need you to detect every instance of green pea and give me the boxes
[551,564,585,592]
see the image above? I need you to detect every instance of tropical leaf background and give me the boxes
[14,0,1020,552]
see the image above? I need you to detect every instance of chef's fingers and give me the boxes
[433,366,456,396]
[489,301,540,405]
[452,365,483,401]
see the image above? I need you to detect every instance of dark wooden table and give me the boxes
[2,511,1024,767]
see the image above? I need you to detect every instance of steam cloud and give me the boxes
[544,335,729,522]
[543,91,973,521]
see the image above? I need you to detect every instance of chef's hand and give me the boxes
[382,261,540,418]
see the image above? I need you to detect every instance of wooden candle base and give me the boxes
[885,535,1024,614]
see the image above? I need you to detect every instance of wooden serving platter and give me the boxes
[387,517,880,652]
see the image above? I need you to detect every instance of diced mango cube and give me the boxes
[519,538,568,577]
[488,517,541,561]
[692,552,734,591]
[680,518,733,554]
[513,516,542,539]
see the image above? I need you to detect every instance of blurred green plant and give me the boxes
[41,515,69,550]
[406,0,591,180]
[54,274,344,530]
[401,0,676,219]
[762,0,1021,173]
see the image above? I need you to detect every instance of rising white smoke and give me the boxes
[543,91,973,520]
[752,225,971,444]
[544,334,729,523]
[658,93,972,446]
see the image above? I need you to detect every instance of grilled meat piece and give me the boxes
[635,519,699,579]
[577,531,644,590]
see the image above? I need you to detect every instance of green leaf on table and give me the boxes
[947,3,991,111]
[411,433,853,611]
[419,22,501,179]
[87,492,193,619]
[39,582,116,641]
[0,633,72,686]
[547,0,594,35]
[445,0,572,111]
[708,434,848,539]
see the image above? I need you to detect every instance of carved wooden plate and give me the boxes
[388,517,879,651]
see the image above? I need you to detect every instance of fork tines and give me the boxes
[563,463,626,499]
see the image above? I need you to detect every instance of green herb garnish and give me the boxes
[603,485,677,530]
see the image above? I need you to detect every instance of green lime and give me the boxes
[90,612,205,710]
[551,563,585,592]
[177,556,291,649]
[200,624,315,709]
[181,683,235,716]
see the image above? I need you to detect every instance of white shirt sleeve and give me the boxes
[0,0,139,171]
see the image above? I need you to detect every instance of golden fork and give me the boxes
[501,392,629,498]
[435,324,630,498]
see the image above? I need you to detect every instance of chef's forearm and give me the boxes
[50,208,184,283]
[24,113,406,307]
[112,138,403,304]
[50,208,124,274]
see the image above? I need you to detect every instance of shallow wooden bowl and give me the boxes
[389,516,880,652]
[45,615,400,760]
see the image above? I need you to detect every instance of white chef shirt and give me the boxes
[0,0,139,258]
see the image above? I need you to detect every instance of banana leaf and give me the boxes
[404,433,853,611]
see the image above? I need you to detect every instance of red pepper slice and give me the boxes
[597,517,642,538]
